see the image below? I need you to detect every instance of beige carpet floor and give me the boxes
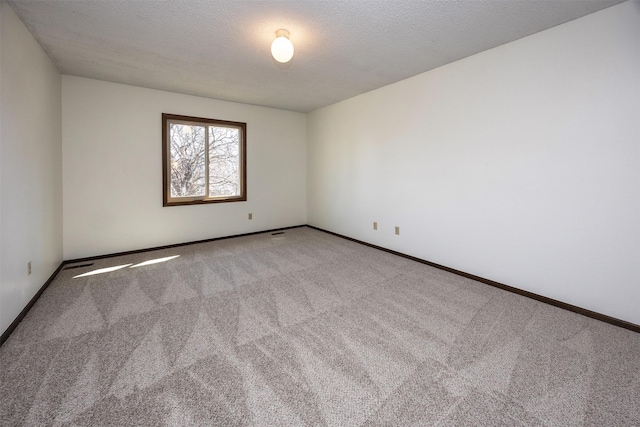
[1,226,638,426]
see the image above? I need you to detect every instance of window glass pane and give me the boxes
[169,123,206,197]
[163,114,245,206]
[208,126,240,197]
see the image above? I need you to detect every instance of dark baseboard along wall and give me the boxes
[0,262,66,347]
[0,225,305,346]
[306,226,640,334]
[1,224,637,347]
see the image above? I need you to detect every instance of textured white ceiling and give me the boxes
[8,0,624,112]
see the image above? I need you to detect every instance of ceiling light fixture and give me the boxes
[271,29,294,63]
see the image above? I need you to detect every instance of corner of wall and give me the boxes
[0,0,63,336]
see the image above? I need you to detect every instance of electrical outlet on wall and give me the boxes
[28,261,32,275]
[373,222,377,230]
[395,226,400,235]
[248,213,253,220]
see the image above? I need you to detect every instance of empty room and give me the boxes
[1,0,639,425]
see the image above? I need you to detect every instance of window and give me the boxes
[162,114,246,206]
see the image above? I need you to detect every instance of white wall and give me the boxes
[63,77,307,259]
[0,1,63,334]
[308,1,640,325]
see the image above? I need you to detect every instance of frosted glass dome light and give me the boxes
[271,29,294,63]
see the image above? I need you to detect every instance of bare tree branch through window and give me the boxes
[162,114,246,206]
